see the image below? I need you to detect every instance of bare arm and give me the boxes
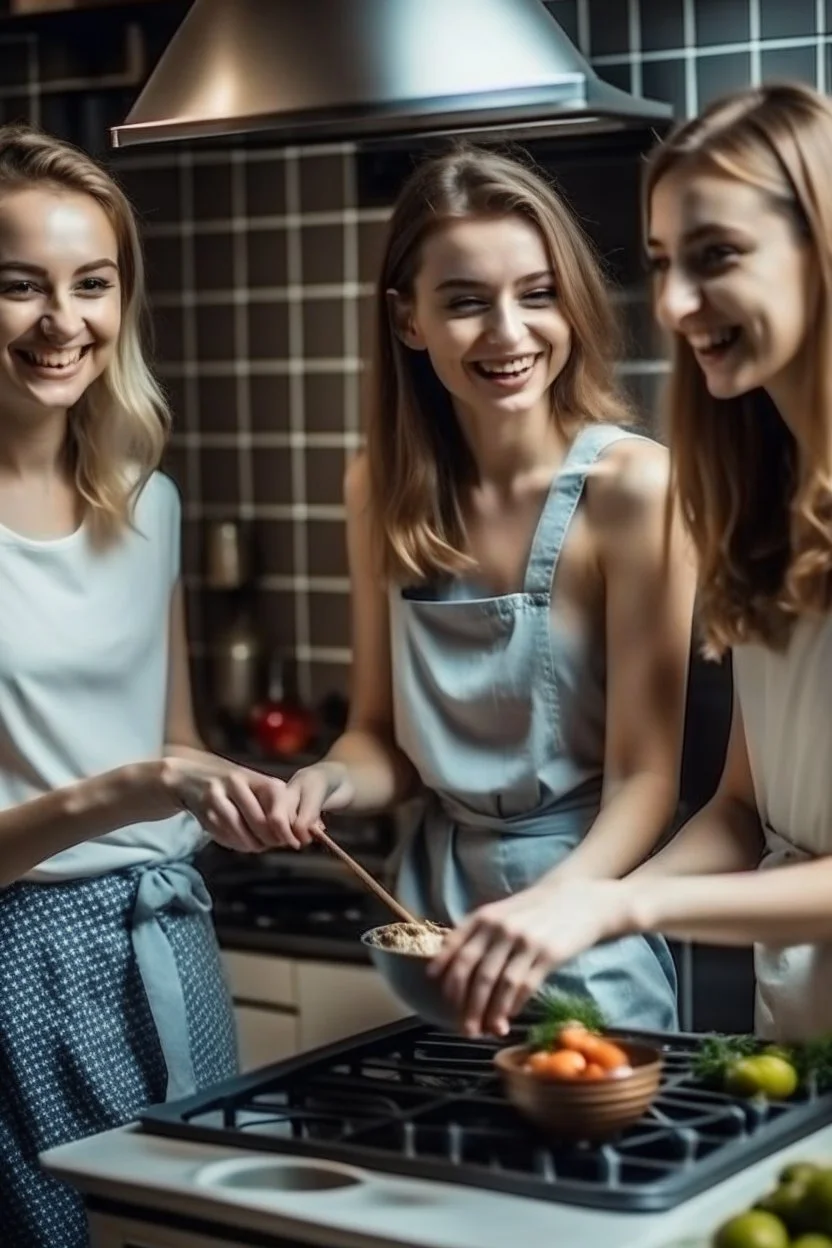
[290,455,419,834]
[631,683,763,880]
[548,440,696,883]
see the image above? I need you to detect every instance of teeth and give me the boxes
[22,349,84,368]
[689,329,737,351]
[477,355,536,376]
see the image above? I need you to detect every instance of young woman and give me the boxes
[432,82,832,1044]
[269,147,696,1035]
[0,126,291,1248]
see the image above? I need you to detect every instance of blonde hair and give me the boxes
[0,124,169,538]
[366,145,633,584]
[644,83,832,655]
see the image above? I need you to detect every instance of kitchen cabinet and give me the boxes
[220,949,409,1073]
[295,960,409,1051]
[234,1005,298,1072]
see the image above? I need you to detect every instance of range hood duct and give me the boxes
[111,0,672,149]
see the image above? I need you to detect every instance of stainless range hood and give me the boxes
[111,0,672,149]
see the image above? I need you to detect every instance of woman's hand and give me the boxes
[157,756,302,852]
[429,879,635,1038]
[271,762,356,845]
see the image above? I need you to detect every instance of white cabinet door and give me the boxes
[295,961,410,1052]
[234,1005,299,1072]
[221,949,296,1008]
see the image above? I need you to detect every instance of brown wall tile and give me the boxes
[299,153,350,211]
[196,376,240,434]
[250,375,292,432]
[193,164,233,220]
[251,447,294,508]
[248,302,291,359]
[305,447,346,507]
[300,224,345,284]
[194,233,235,290]
[303,299,344,358]
[247,229,288,287]
[306,519,348,578]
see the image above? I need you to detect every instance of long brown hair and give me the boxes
[366,145,633,584]
[0,124,169,539]
[644,83,832,655]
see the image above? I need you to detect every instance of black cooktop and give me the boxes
[140,1018,832,1214]
[207,865,389,960]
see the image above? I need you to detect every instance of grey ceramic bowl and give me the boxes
[361,925,457,1030]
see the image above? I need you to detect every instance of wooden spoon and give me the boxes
[309,821,423,927]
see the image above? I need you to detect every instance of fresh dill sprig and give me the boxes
[527,990,608,1051]
[692,1034,758,1084]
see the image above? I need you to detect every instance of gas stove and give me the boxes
[206,862,390,960]
[140,1018,832,1214]
[41,1020,832,1248]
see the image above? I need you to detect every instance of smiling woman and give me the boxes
[265,145,698,1040]
[0,126,301,1248]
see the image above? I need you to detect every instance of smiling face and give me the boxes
[395,213,572,426]
[647,166,815,411]
[0,185,121,423]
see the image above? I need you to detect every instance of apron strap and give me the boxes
[523,423,651,598]
[130,860,211,1102]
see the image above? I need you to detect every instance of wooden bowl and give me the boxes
[494,1039,663,1141]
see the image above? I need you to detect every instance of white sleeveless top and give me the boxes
[733,615,832,1040]
[0,471,204,883]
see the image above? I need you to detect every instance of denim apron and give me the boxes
[390,423,678,1030]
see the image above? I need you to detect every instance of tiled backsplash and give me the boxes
[0,0,828,724]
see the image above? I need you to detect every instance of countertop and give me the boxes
[41,1118,832,1248]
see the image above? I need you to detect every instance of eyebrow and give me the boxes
[645,224,745,250]
[0,258,119,276]
[435,269,555,292]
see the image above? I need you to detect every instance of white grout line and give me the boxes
[817,0,828,91]
[627,0,642,98]
[682,0,698,119]
[150,283,375,308]
[590,31,832,66]
[284,150,312,705]
[171,431,363,450]
[176,149,203,651]
[158,358,365,377]
[190,642,351,664]
[25,32,39,130]
[113,141,356,173]
[576,0,591,57]
[185,573,351,594]
[749,0,762,86]
[142,208,391,238]
[184,502,346,521]
[341,148,362,441]
[230,150,254,522]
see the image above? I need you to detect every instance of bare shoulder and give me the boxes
[584,435,671,536]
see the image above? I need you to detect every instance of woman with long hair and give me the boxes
[270,145,696,1036]
[0,125,290,1247]
[434,83,832,1043]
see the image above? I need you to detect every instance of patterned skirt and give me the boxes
[0,860,238,1248]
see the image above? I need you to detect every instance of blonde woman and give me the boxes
[0,126,289,1247]
[434,83,832,1044]
[270,147,696,1035]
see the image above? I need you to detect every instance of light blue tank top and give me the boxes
[390,423,678,1031]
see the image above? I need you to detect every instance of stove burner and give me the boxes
[207,867,387,940]
[140,1020,832,1214]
